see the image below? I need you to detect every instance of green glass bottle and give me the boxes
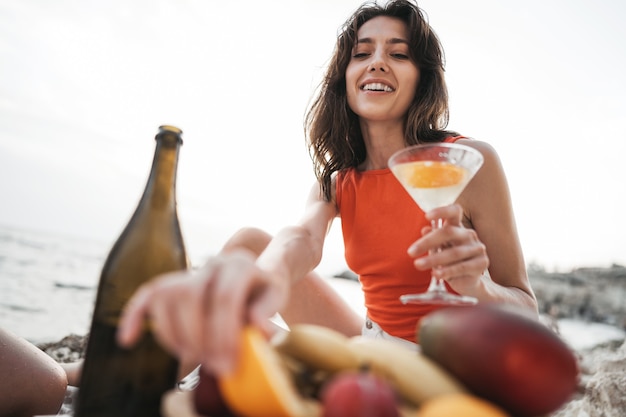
[76,125,189,417]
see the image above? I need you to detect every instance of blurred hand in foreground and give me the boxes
[117,248,287,376]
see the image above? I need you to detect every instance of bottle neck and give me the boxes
[141,132,182,211]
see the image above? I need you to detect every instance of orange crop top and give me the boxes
[335,137,463,342]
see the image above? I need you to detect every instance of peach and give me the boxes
[321,371,400,417]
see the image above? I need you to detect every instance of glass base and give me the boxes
[399,290,478,306]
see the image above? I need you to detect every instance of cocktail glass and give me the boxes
[388,142,484,305]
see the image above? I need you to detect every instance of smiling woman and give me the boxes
[112,1,538,388]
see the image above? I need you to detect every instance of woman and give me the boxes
[118,0,537,377]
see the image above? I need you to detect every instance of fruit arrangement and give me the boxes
[162,304,579,417]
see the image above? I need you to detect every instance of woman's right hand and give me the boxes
[117,248,287,376]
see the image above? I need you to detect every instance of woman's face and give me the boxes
[345,16,420,124]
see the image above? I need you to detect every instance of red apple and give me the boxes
[321,371,400,417]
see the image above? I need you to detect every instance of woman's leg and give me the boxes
[0,327,68,417]
[60,360,83,387]
[282,272,363,337]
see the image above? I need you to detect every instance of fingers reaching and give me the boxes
[117,283,154,348]
[115,250,285,378]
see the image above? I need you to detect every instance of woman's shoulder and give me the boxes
[455,137,500,159]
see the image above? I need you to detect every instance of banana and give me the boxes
[274,324,466,408]
[347,336,467,407]
[272,324,361,373]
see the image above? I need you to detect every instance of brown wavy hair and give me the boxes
[305,0,457,201]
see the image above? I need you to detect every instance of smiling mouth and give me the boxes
[361,82,394,92]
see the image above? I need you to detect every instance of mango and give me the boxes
[418,304,579,417]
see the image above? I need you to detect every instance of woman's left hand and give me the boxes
[407,204,489,295]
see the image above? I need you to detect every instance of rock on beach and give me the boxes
[529,264,626,328]
[38,333,88,363]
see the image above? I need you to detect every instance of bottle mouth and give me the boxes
[157,125,183,145]
[158,125,183,135]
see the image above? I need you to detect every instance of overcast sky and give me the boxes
[1,0,625,273]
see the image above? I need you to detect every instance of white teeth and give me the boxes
[362,83,393,92]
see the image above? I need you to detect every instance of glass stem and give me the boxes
[429,217,446,292]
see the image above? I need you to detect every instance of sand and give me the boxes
[551,339,625,417]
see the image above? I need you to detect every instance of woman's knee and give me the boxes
[0,328,68,416]
[222,227,272,255]
[31,360,68,416]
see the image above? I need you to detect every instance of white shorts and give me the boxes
[361,316,420,352]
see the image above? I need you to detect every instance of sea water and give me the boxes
[1,223,624,350]
[0,224,104,343]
